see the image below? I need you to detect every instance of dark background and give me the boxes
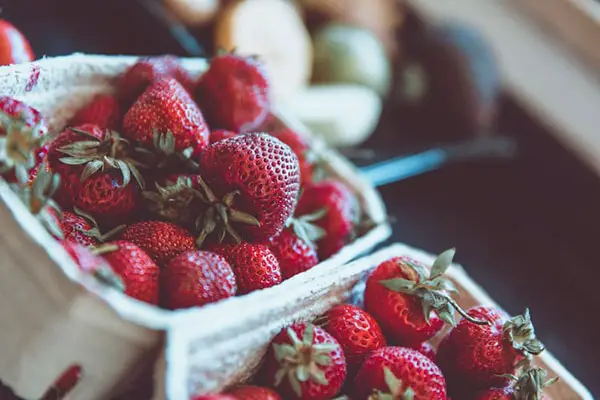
[2,0,598,397]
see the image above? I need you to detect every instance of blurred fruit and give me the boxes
[313,24,391,97]
[215,0,313,102]
[395,23,501,140]
[0,19,34,65]
[281,84,382,147]
[70,94,121,130]
[164,0,219,27]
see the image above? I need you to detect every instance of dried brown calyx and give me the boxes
[503,309,545,358]
[502,366,558,400]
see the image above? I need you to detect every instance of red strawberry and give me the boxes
[322,304,386,372]
[210,129,238,144]
[61,208,124,247]
[196,53,269,132]
[414,341,436,362]
[40,365,83,400]
[267,228,318,280]
[354,346,447,400]
[227,385,282,400]
[96,241,161,305]
[436,306,545,391]
[161,250,237,309]
[263,323,346,399]
[62,240,125,290]
[364,249,486,346]
[270,128,316,186]
[208,243,281,294]
[295,180,359,259]
[47,124,145,221]
[119,55,195,106]
[192,396,236,400]
[70,94,121,129]
[195,133,300,244]
[122,78,210,156]
[474,367,557,400]
[119,220,196,266]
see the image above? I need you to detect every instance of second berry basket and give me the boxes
[0,54,391,400]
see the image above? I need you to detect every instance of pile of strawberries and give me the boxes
[196,250,556,400]
[0,54,361,310]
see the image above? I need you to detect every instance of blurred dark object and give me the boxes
[393,21,501,141]
[0,19,35,65]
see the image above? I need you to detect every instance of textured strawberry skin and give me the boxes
[227,385,282,400]
[324,305,387,372]
[414,341,436,362]
[119,220,196,266]
[199,133,300,242]
[270,129,314,186]
[295,180,359,259]
[364,256,444,346]
[208,243,281,294]
[61,211,98,247]
[62,240,105,273]
[101,241,160,305]
[70,94,121,129]
[210,129,238,144]
[436,306,519,391]
[122,78,210,154]
[263,323,347,400]
[354,346,447,400]
[475,387,514,400]
[196,54,269,133]
[119,55,195,106]
[268,228,318,280]
[161,250,237,309]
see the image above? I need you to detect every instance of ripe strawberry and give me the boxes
[70,94,121,129]
[97,241,161,305]
[40,365,83,400]
[474,367,557,400]
[195,133,300,244]
[263,323,346,399]
[364,249,487,346]
[61,208,124,247]
[414,341,436,362]
[354,346,447,400]
[62,240,125,290]
[196,53,269,132]
[161,250,237,309]
[47,124,145,221]
[119,55,195,106]
[436,306,545,391]
[192,396,236,400]
[119,220,196,266]
[122,78,210,156]
[322,304,386,371]
[210,129,238,144]
[0,19,34,65]
[270,128,317,186]
[267,228,318,280]
[208,243,281,294]
[295,180,359,259]
[227,385,282,400]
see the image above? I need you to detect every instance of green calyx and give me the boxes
[143,176,201,224]
[58,128,146,189]
[10,164,63,239]
[0,109,46,181]
[502,366,558,400]
[287,208,327,245]
[149,131,199,171]
[72,207,125,242]
[273,324,337,398]
[379,249,489,326]
[368,367,415,400]
[503,309,545,357]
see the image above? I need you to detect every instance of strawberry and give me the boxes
[270,128,317,186]
[40,365,83,400]
[263,323,346,399]
[119,220,196,266]
[195,53,269,132]
[0,19,35,65]
[96,241,161,305]
[192,396,236,400]
[210,129,238,144]
[295,180,359,260]
[414,341,436,362]
[321,304,386,372]
[161,250,237,309]
[227,385,282,400]
[61,208,124,247]
[122,78,210,157]
[364,249,487,346]
[474,367,557,400]
[267,228,318,280]
[436,306,545,392]
[207,243,281,294]
[194,133,300,244]
[119,55,195,106]
[62,240,125,290]
[47,124,145,221]
[70,94,121,129]
[354,346,447,400]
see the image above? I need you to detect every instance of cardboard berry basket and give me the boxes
[169,243,593,400]
[0,54,391,400]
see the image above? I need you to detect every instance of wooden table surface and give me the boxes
[2,0,599,397]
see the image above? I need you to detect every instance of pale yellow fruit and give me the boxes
[163,0,219,27]
[215,0,313,103]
